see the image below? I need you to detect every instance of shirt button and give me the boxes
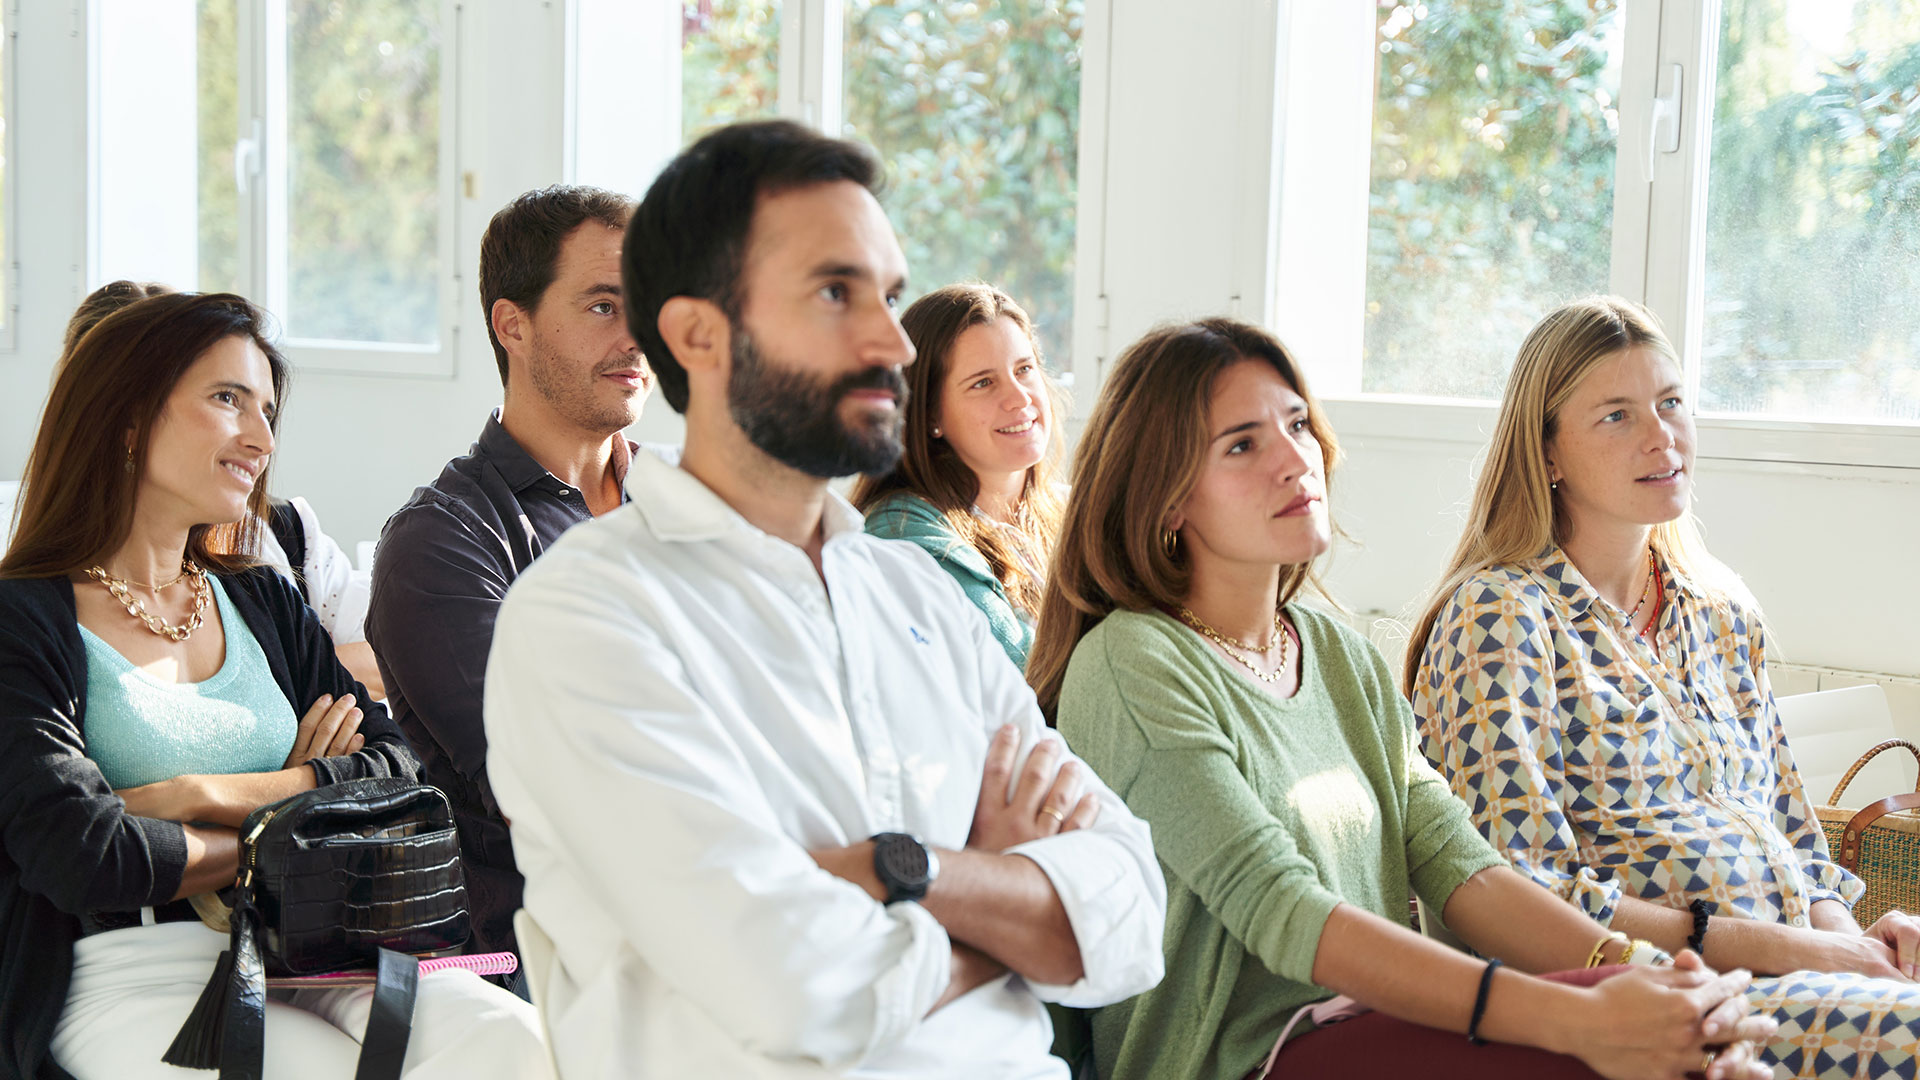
[556,487,572,497]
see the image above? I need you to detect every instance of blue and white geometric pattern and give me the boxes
[1413,546,1916,1079]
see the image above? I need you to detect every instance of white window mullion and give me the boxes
[1605,0,1665,306]
[1066,0,1111,411]
[1638,0,1721,402]
[780,0,840,132]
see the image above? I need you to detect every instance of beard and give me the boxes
[526,340,646,435]
[727,328,908,479]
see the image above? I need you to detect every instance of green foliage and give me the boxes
[198,0,241,296]
[681,1,781,138]
[842,0,1082,370]
[1365,0,1621,399]
[1700,0,1920,418]
[283,0,441,344]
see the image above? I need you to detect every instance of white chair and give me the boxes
[1774,685,1909,808]
[513,908,564,1077]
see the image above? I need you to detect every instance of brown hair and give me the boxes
[1026,317,1341,719]
[61,280,174,361]
[479,185,636,386]
[1400,295,1743,696]
[849,283,1066,614]
[2,292,288,579]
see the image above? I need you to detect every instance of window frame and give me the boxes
[1273,0,1920,473]
[95,0,465,378]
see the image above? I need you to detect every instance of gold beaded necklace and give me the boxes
[1177,605,1292,684]
[85,560,210,643]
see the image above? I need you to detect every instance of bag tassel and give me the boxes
[163,889,262,1072]
[161,945,237,1070]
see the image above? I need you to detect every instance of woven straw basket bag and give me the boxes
[1814,739,1920,926]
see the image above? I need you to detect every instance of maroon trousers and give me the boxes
[1257,966,1698,1080]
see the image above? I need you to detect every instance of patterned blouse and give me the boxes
[1411,545,1862,930]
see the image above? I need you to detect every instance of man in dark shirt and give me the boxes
[366,185,648,962]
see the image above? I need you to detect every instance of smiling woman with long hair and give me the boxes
[1035,316,1771,1080]
[0,292,545,1079]
[1407,296,1920,1079]
[852,283,1065,668]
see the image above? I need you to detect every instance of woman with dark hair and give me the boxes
[0,292,545,1078]
[1408,297,1920,1078]
[1035,317,1773,1080]
[852,283,1065,667]
[58,280,384,699]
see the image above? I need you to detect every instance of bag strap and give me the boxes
[164,896,421,1078]
[1826,739,1920,804]
[1836,791,1920,870]
[354,948,420,1080]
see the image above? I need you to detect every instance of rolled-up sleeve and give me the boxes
[485,558,955,1069]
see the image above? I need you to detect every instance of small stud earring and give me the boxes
[931,427,943,438]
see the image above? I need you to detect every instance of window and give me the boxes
[1283,0,1920,455]
[1700,0,1920,422]
[1364,3,1623,400]
[96,0,455,374]
[843,0,1084,375]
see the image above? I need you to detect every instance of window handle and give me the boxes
[234,117,265,195]
[1646,62,1684,178]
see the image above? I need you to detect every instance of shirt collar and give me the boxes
[1533,542,1699,621]
[477,409,639,497]
[628,448,865,545]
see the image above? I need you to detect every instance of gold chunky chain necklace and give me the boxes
[1178,605,1292,684]
[85,560,210,642]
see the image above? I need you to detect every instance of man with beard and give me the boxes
[366,185,649,974]
[483,121,1165,1078]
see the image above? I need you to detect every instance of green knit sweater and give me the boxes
[1055,605,1505,1080]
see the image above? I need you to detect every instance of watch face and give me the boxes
[879,835,929,884]
[874,833,931,901]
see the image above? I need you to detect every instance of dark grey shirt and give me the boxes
[366,412,635,957]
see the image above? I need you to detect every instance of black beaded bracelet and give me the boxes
[1687,899,1713,956]
[1466,958,1504,1046]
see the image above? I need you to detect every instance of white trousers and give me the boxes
[52,922,552,1080]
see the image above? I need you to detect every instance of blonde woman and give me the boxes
[1407,296,1920,1079]
[1035,317,1771,1080]
[852,283,1065,668]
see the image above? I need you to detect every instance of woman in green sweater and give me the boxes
[852,283,1066,668]
[1029,317,1772,1080]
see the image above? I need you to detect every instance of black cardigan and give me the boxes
[0,567,418,1080]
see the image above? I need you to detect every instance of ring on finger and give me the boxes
[1040,805,1066,824]
[1700,1048,1717,1073]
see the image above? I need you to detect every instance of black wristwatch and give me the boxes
[871,832,940,904]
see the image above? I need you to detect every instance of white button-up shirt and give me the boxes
[485,449,1164,1079]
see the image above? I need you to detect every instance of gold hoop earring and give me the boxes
[1162,528,1179,557]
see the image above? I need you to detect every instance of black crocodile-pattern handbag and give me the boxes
[165,778,471,1079]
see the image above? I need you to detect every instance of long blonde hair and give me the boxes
[1027,317,1340,720]
[1401,295,1741,696]
[851,283,1066,614]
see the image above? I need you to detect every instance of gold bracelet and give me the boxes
[1585,931,1628,969]
[1618,938,1640,965]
